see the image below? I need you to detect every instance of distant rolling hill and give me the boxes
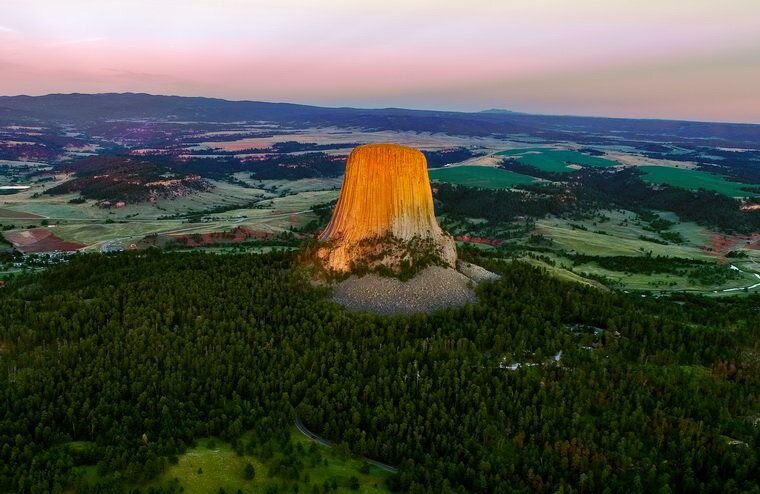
[1,92,759,146]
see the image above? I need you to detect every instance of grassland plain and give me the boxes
[497,148,619,173]
[558,260,757,294]
[428,165,536,189]
[72,429,391,493]
[534,217,711,259]
[529,212,760,293]
[0,178,339,250]
[520,256,610,290]
[638,165,759,197]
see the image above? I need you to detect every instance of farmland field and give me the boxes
[429,165,536,189]
[0,207,43,219]
[497,149,619,173]
[639,165,759,197]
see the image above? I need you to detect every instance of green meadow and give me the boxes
[638,166,758,197]
[429,165,535,189]
[72,428,392,493]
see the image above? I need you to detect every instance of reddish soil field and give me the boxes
[455,235,503,247]
[707,233,760,256]
[4,228,85,253]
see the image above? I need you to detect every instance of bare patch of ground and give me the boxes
[454,154,502,167]
[707,233,760,256]
[604,151,698,169]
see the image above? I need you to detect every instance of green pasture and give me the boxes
[638,166,758,197]
[497,149,619,173]
[534,213,711,259]
[429,166,535,189]
[73,428,391,493]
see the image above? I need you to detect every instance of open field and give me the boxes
[496,147,552,156]
[562,258,760,294]
[520,256,610,290]
[73,428,391,493]
[0,177,340,251]
[639,165,759,197]
[3,228,85,253]
[191,126,540,155]
[534,213,712,259]
[429,165,536,189]
[497,149,619,173]
[0,207,42,219]
[603,150,699,169]
[528,211,760,293]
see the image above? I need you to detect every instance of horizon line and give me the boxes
[3,91,760,127]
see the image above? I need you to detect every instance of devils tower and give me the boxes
[317,144,456,274]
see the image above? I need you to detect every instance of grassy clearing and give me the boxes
[639,166,758,197]
[73,428,391,493]
[521,256,609,290]
[429,166,535,189]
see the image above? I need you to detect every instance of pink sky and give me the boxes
[1,0,759,123]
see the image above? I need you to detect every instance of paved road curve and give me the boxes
[294,418,398,474]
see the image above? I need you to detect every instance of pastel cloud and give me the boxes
[1,0,759,122]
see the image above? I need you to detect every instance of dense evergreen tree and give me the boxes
[0,250,758,493]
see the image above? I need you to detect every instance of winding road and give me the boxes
[294,418,399,474]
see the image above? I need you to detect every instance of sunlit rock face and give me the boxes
[317,143,456,273]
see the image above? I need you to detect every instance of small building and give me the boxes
[100,244,125,253]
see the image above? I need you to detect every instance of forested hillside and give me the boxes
[1,251,758,493]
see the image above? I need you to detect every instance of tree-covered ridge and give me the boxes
[45,156,210,203]
[0,251,758,493]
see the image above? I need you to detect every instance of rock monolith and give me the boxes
[317,144,456,273]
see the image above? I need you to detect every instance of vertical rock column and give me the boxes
[317,143,456,273]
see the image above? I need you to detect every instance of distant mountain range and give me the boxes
[1,92,759,147]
